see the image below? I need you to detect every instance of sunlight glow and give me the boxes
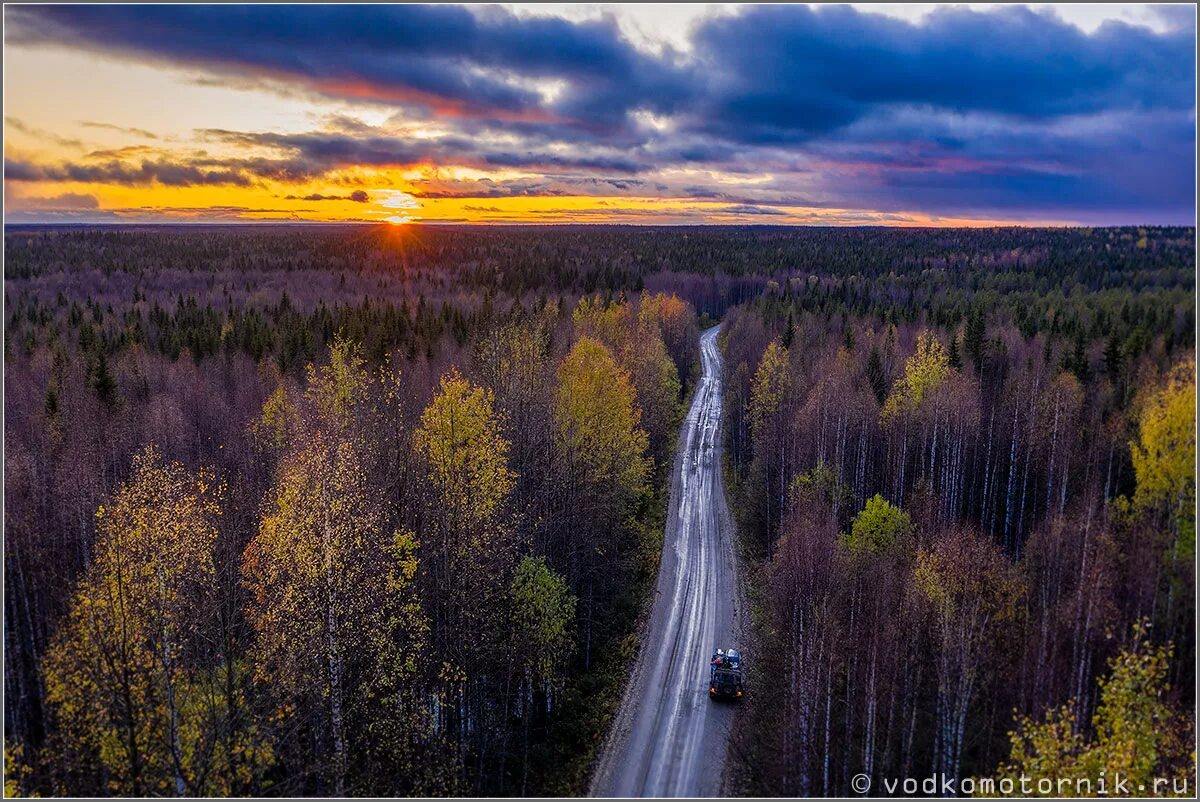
[378,190,420,210]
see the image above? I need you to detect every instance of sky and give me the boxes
[3,3,1196,226]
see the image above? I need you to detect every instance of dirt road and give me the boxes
[591,325,741,798]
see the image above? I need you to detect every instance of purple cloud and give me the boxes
[4,4,1195,222]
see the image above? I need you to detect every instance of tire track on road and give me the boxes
[591,325,740,798]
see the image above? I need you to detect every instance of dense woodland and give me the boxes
[722,230,1196,794]
[3,223,1196,796]
[4,225,700,795]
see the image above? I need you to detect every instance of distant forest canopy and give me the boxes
[5,222,1194,326]
[3,223,1196,797]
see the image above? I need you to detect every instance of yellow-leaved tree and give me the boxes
[414,367,519,777]
[881,330,950,424]
[638,290,698,388]
[572,294,633,346]
[1130,356,1196,562]
[510,555,577,793]
[553,336,650,667]
[414,367,517,646]
[416,368,516,531]
[749,340,791,442]
[572,295,684,469]
[620,327,682,469]
[43,445,270,796]
[554,336,649,498]
[845,494,912,555]
[995,622,1194,797]
[913,528,1024,784]
[749,340,792,547]
[243,336,425,796]
[244,435,374,795]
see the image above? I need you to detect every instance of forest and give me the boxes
[721,240,1196,794]
[4,224,701,795]
[3,223,1196,796]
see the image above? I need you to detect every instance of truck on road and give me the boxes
[709,648,744,700]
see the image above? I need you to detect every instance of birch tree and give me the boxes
[43,445,268,796]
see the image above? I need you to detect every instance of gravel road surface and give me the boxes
[590,325,741,798]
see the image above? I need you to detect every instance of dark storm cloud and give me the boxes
[201,129,443,164]
[802,105,1197,220]
[480,150,644,173]
[2,198,314,223]
[10,5,1190,136]
[5,4,1195,221]
[200,128,652,175]
[682,5,1195,144]
[5,157,254,186]
[6,4,681,129]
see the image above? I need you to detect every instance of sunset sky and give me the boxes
[3,3,1196,226]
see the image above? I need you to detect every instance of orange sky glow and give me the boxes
[3,4,1192,226]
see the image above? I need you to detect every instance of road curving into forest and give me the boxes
[591,325,742,798]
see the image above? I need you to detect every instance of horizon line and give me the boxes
[4,221,1196,231]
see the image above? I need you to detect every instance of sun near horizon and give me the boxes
[3,4,1195,227]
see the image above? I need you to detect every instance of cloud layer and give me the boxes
[5,4,1196,223]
